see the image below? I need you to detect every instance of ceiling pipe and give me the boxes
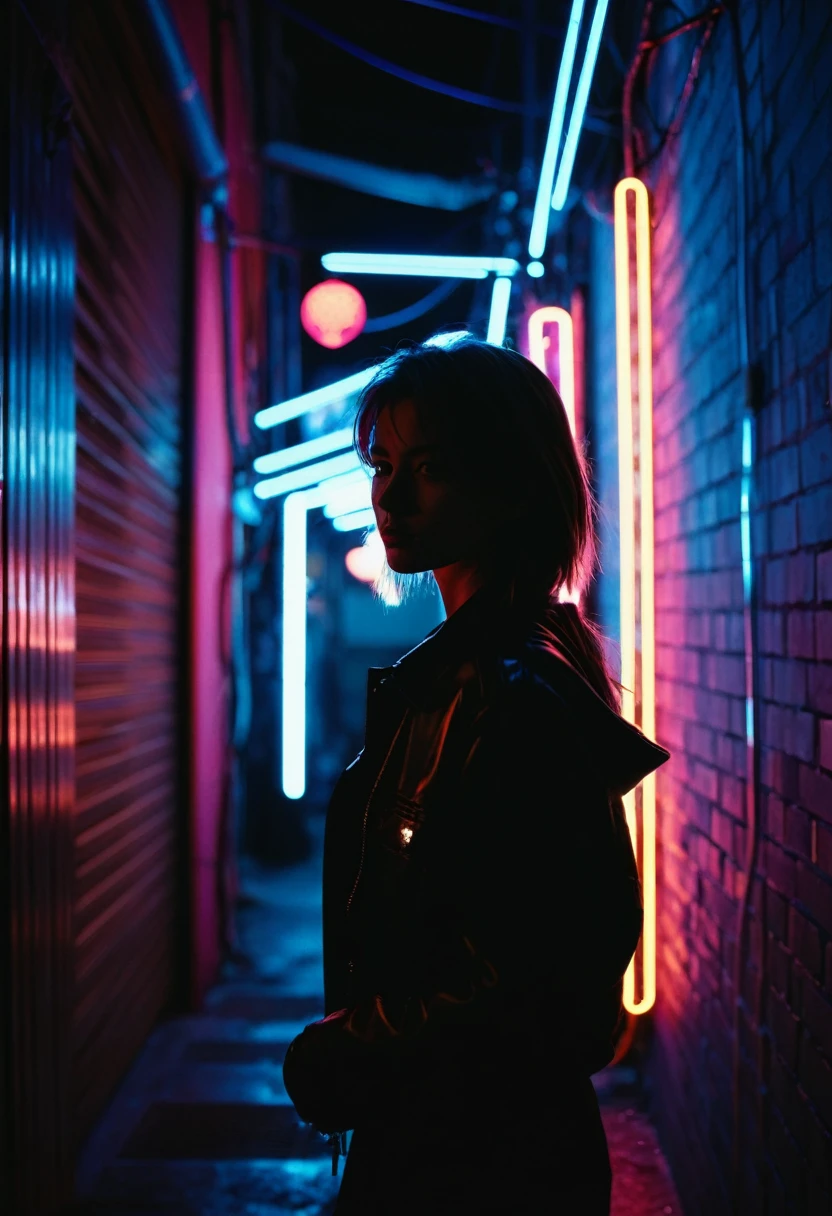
[261,140,496,211]
[139,0,228,188]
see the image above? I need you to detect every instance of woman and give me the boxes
[283,337,669,1214]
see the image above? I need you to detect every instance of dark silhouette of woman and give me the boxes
[284,337,669,1214]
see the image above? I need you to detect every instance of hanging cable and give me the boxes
[268,0,548,115]
[363,278,464,333]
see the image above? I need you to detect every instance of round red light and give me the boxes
[301,279,367,349]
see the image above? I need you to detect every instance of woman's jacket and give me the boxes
[283,585,670,1135]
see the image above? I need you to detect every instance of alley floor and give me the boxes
[74,814,684,1215]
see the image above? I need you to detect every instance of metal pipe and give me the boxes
[140,0,228,186]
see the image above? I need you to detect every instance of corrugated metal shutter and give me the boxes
[71,1,187,1143]
[2,4,76,1209]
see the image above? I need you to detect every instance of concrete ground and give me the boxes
[74,815,684,1215]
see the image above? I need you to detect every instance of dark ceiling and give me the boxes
[262,0,637,387]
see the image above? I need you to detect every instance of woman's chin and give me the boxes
[383,548,431,575]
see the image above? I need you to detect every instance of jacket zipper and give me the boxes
[345,712,408,952]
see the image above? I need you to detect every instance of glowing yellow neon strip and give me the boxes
[527,306,576,437]
[614,176,656,1015]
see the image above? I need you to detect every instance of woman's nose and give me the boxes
[376,471,413,516]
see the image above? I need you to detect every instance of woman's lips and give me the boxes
[381,529,411,545]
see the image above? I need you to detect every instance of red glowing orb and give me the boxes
[301,279,367,349]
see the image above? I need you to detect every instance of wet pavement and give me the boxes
[74,813,684,1214]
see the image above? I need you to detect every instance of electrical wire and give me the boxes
[269,0,549,115]
[362,277,464,332]
[399,0,562,36]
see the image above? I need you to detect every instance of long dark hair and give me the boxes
[354,336,619,710]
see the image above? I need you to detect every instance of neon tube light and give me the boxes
[323,480,372,518]
[254,451,361,500]
[614,176,656,1016]
[281,475,354,799]
[331,508,377,532]
[552,0,611,211]
[527,307,576,437]
[255,368,376,431]
[282,489,310,799]
[256,330,473,433]
[321,253,520,279]
[528,0,585,258]
[486,277,512,345]
[425,329,469,346]
[253,426,353,476]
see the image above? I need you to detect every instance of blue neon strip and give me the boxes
[551,0,610,211]
[255,330,472,436]
[253,426,353,475]
[321,252,520,278]
[528,0,586,258]
[254,451,361,500]
[323,481,372,518]
[254,368,376,430]
[331,508,377,532]
[425,329,469,346]
[486,277,512,345]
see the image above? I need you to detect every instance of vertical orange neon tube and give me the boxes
[614,176,656,1015]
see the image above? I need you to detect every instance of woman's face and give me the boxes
[369,399,500,575]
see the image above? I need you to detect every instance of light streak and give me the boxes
[614,176,656,1015]
[253,426,353,475]
[254,368,375,431]
[425,329,469,346]
[254,451,361,500]
[331,508,377,532]
[323,480,372,519]
[528,0,586,258]
[552,0,611,211]
[486,277,513,345]
[321,252,520,278]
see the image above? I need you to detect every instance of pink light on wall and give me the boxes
[301,278,367,349]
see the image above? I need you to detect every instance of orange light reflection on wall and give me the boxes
[614,176,656,1016]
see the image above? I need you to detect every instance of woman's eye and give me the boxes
[417,461,443,479]
[372,461,391,477]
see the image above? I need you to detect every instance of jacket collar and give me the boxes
[381,582,670,796]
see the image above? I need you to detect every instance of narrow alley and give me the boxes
[74,813,683,1215]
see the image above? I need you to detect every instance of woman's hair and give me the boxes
[353,336,619,709]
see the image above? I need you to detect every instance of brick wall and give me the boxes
[599,4,832,1213]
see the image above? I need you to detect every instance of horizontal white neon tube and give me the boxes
[253,426,354,476]
[528,0,585,258]
[317,467,369,496]
[486,277,512,345]
[282,490,309,799]
[331,508,377,532]
[254,451,361,500]
[321,253,521,279]
[254,368,376,431]
[323,480,372,519]
[552,0,611,211]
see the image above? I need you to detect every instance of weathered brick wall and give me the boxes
[615,4,832,1214]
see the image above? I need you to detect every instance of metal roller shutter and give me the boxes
[71,1,187,1143]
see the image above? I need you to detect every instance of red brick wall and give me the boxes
[627,5,832,1213]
